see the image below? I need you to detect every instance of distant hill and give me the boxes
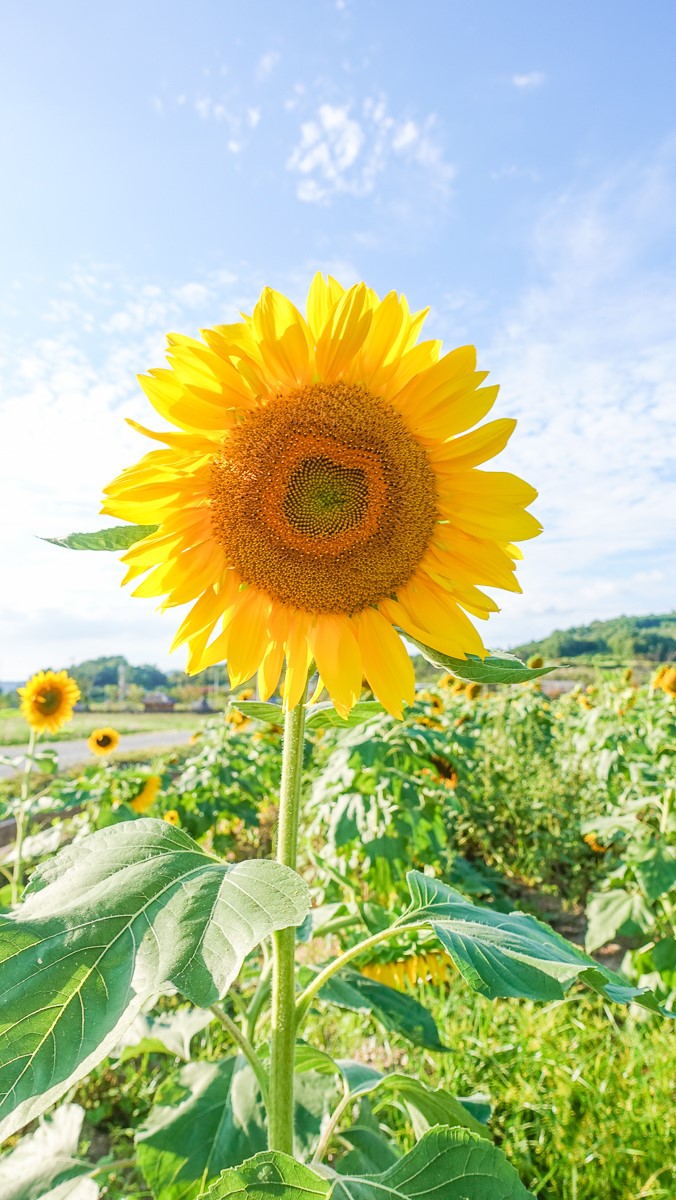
[513,612,676,662]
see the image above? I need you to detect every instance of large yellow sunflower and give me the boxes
[102,276,540,718]
[17,669,81,734]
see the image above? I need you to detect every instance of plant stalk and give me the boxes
[11,727,36,905]
[268,688,307,1153]
[295,920,426,1028]
[209,1003,270,1103]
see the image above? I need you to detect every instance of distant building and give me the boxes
[191,695,214,713]
[143,691,176,712]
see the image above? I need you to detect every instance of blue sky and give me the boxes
[1,0,675,678]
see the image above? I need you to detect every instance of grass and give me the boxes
[0,708,210,746]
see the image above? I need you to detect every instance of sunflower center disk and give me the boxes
[209,382,438,614]
[37,688,62,716]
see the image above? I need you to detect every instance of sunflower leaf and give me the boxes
[306,701,387,729]
[40,524,159,551]
[0,819,310,1141]
[230,701,284,725]
[404,871,671,1016]
[406,641,555,684]
[201,1127,533,1200]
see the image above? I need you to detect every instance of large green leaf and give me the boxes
[137,1057,268,1200]
[633,848,676,903]
[41,524,158,551]
[138,1056,340,1200]
[0,819,310,1140]
[346,1071,488,1139]
[112,1006,214,1063]
[307,966,447,1051]
[201,1126,533,1199]
[405,871,668,1015]
[407,641,554,685]
[0,1103,92,1200]
[585,888,654,953]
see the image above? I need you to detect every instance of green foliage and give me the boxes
[0,820,309,1139]
[514,610,676,661]
[203,1127,533,1200]
[137,1058,269,1200]
[0,1103,93,1200]
[405,872,666,1014]
[306,967,448,1051]
[42,524,158,551]
[407,642,554,684]
[1,668,672,1200]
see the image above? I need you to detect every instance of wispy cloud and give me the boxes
[511,71,546,89]
[255,51,280,82]
[478,142,676,643]
[286,94,454,204]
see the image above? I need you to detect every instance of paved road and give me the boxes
[0,729,195,780]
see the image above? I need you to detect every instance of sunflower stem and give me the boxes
[268,687,307,1154]
[12,726,36,905]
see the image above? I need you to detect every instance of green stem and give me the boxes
[268,690,307,1154]
[246,958,272,1043]
[209,1004,270,1104]
[295,921,426,1029]
[11,727,36,905]
[311,1075,352,1164]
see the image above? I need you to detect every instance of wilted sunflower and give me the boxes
[18,670,80,735]
[88,727,120,756]
[103,277,540,718]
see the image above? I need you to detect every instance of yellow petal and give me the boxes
[315,284,373,381]
[282,611,313,710]
[354,608,414,719]
[306,273,346,342]
[253,287,314,388]
[169,583,226,653]
[428,418,517,472]
[225,588,273,687]
[308,614,362,717]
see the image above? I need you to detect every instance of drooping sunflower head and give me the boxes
[18,670,81,734]
[103,276,541,719]
[88,727,120,756]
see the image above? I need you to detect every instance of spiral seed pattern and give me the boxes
[209,381,438,613]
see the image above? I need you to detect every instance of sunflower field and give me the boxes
[1,280,674,1200]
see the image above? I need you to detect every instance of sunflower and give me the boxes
[163,809,180,826]
[465,682,482,701]
[102,277,540,718]
[527,654,544,669]
[130,773,161,813]
[88,727,120,756]
[18,670,80,734]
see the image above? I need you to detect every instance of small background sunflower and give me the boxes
[88,727,120,756]
[17,670,81,735]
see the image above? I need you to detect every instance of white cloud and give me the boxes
[286,93,454,203]
[473,143,676,645]
[0,267,255,679]
[256,51,280,82]
[491,164,541,182]
[511,71,546,89]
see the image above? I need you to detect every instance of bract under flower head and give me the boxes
[102,276,541,718]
